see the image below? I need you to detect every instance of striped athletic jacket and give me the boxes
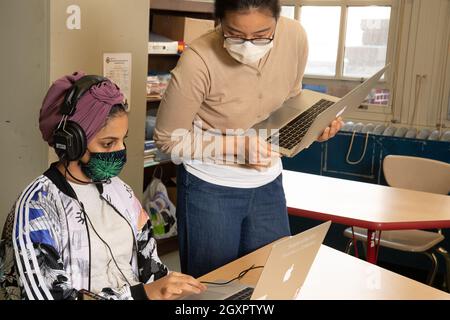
[0,163,168,300]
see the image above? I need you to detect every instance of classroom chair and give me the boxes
[343,155,450,290]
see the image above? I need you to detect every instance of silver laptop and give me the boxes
[252,65,390,157]
[182,221,331,300]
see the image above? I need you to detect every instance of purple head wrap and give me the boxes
[39,71,125,145]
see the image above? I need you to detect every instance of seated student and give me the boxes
[0,72,206,300]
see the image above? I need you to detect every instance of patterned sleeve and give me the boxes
[135,208,169,284]
[1,180,78,300]
[124,188,169,284]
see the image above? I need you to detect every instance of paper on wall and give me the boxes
[103,53,132,111]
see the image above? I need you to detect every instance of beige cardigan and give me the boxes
[154,17,308,161]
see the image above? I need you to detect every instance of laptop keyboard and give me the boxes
[266,99,335,150]
[225,287,254,300]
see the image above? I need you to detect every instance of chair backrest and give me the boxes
[383,155,450,195]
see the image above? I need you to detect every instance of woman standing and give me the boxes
[154,0,342,277]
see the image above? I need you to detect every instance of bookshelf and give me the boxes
[146,1,214,255]
[144,159,171,168]
[150,0,214,14]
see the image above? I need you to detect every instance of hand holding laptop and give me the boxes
[252,65,389,157]
[317,116,344,142]
[244,115,343,170]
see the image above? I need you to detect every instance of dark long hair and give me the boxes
[215,0,281,20]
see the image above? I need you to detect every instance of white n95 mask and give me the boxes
[224,41,273,65]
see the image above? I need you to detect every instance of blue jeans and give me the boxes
[176,165,291,277]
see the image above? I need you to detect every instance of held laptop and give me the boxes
[182,220,331,300]
[252,65,390,157]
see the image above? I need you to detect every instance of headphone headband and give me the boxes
[53,75,108,161]
[61,75,108,116]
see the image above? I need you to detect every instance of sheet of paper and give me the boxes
[103,53,132,111]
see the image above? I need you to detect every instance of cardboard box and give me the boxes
[152,15,215,44]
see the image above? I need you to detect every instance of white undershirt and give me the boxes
[68,181,139,293]
[184,157,283,188]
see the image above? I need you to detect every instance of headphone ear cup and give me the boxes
[53,128,69,160]
[53,121,87,161]
[64,121,87,161]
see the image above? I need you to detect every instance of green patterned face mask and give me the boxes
[81,148,127,182]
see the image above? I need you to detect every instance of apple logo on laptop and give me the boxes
[283,264,295,282]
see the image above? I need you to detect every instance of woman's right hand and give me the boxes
[244,135,280,170]
[143,271,207,300]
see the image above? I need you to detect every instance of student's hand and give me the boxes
[317,117,344,142]
[143,271,207,300]
[245,136,280,170]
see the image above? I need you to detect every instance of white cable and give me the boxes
[346,131,370,165]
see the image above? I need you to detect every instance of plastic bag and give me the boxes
[142,176,177,239]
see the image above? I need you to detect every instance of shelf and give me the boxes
[147,97,162,102]
[148,52,181,56]
[150,0,214,14]
[144,159,172,168]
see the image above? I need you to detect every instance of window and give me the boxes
[289,0,397,109]
[281,5,296,19]
[447,90,450,121]
[344,6,391,78]
[299,2,392,80]
[300,6,341,76]
[364,88,390,105]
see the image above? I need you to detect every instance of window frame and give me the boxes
[443,58,450,127]
[281,0,400,114]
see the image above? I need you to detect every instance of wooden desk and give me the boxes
[199,242,450,299]
[282,170,450,263]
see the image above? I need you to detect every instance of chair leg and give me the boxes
[423,251,438,286]
[435,247,450,292]
[345,239,354,255]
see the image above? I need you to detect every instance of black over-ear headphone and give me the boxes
[53,75,108,161]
